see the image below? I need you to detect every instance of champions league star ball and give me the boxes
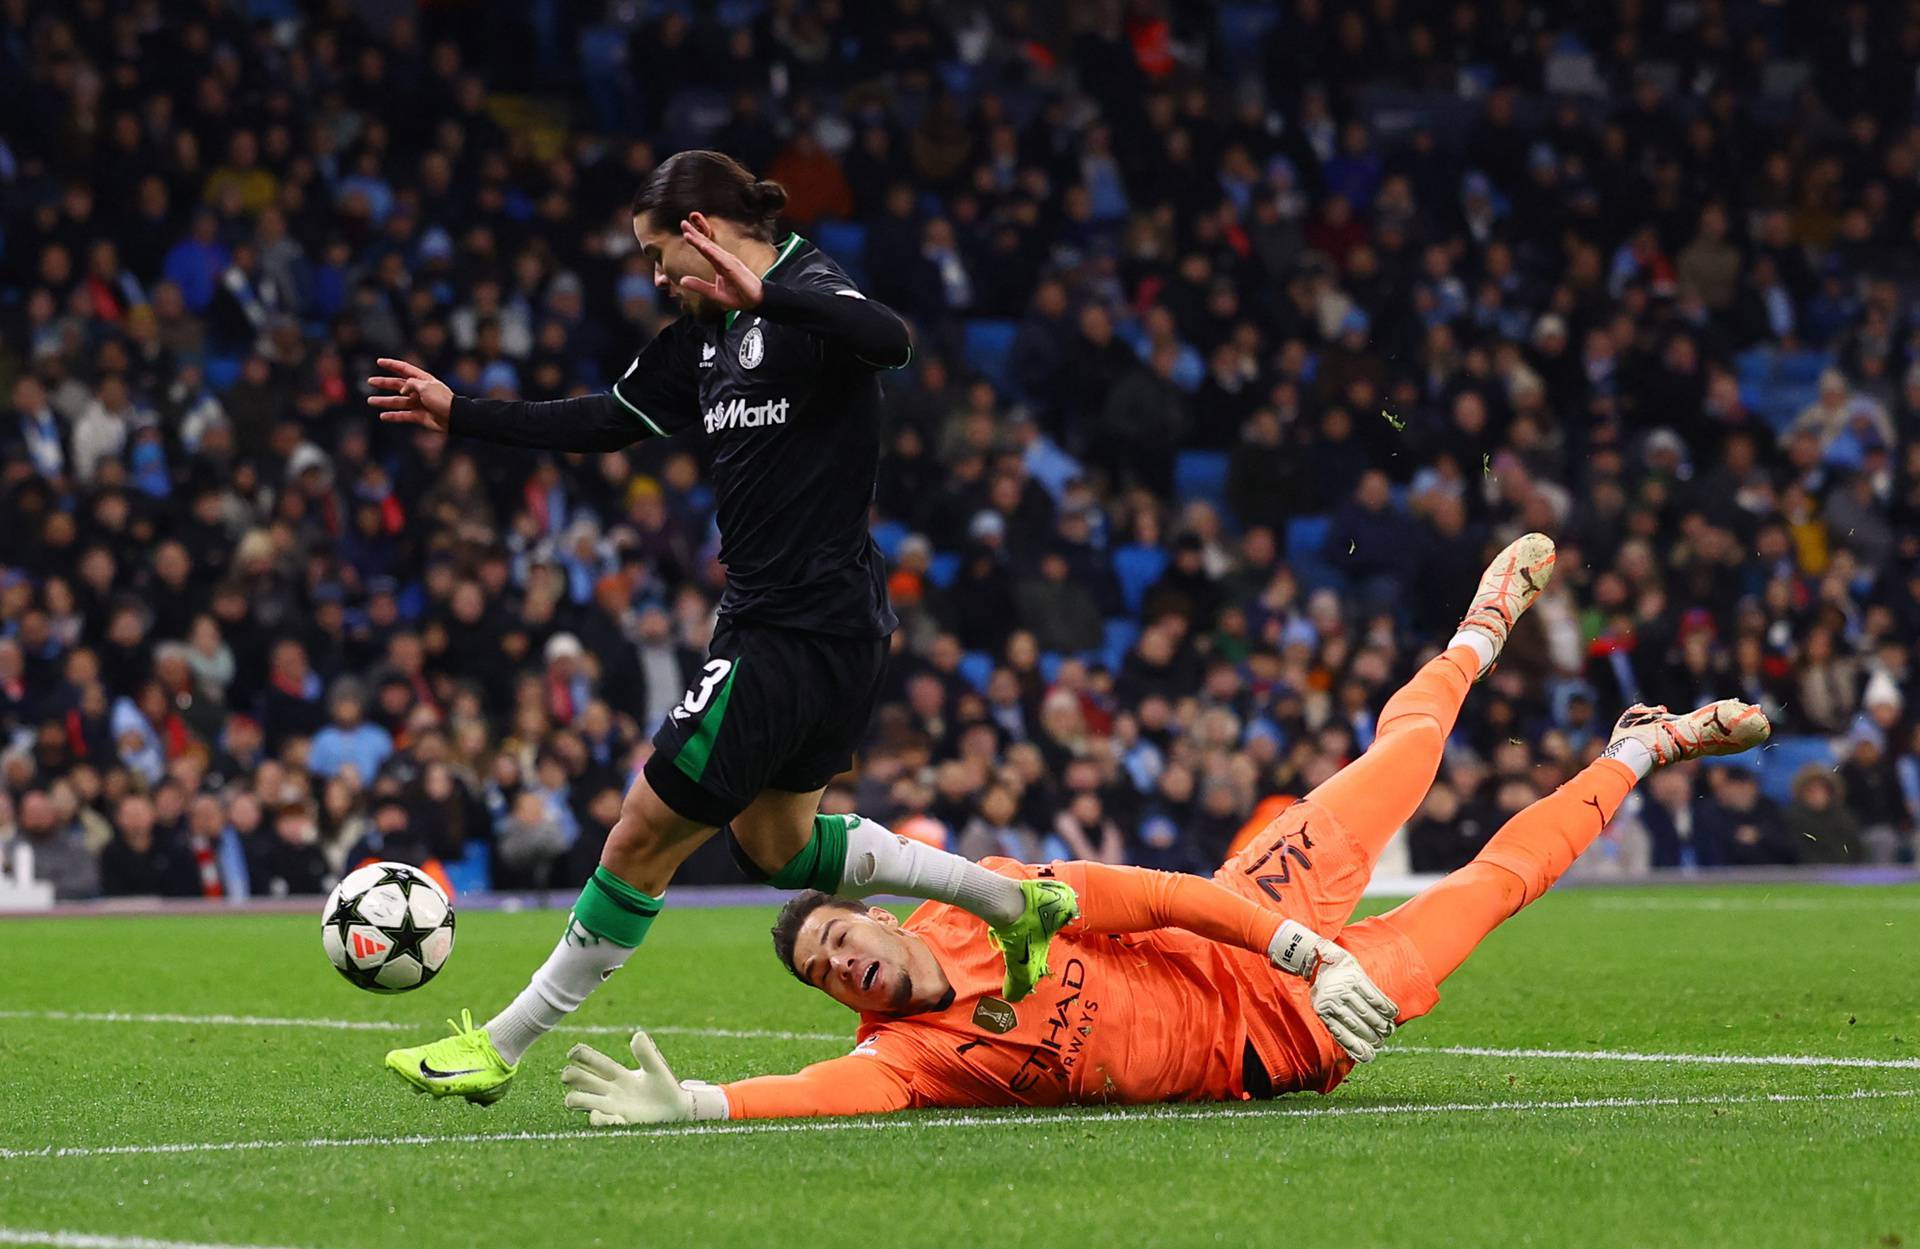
[320,862,456,993]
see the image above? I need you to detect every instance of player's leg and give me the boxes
[1375,699,1770,985]
[732,794,1025,926]
[1300,532,1557,864]
[386,627,770,1101]
[727,631,1075,1000]
[385,763,716,1102]
[474,771,717,1065]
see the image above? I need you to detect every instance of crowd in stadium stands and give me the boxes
[6,0,1920,903]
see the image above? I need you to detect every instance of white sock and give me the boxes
[838,816,1025,926]
[1447,629,1498,674]
[485,918,636,1065]
[1599,736,1656,780]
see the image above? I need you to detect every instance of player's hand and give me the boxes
[367,358,454,433]
[561,1031,729,1126]
[1309,944,1398,1063]
[1269,919,1398,1064]
[676,213,762,312]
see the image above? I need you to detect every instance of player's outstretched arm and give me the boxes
[1070,861,1284,954]
[367,358,654,452]
[1067,862,1398,1062]
[720,1053,918,1120]
[561,1030,919,1124]
[678,216,912,369]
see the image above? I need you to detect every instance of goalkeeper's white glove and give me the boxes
[561,1031,730,1126]
[1269,919,1400,1064]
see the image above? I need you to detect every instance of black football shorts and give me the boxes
[643,617,888,826]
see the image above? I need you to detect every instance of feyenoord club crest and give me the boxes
[738,324,765,369]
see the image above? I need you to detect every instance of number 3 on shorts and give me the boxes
[678,659,734,718]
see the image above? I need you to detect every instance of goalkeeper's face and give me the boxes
[634,213,723,322]
[791,904,932,1016]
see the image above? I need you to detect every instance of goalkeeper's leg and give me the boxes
[1373,697,1769,984]
[1371,756,1638,985]
[1298,532,1557,868]
[1296,643,1476,865]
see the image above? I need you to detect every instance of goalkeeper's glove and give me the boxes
[1269,919,1400,1064]
[561,1031,730,1126]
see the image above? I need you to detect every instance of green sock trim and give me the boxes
[570,867,662,947]
[766,814,856,892]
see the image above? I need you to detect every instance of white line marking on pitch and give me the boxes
[0,1010,843,1043]
[0,1089,1908,1162]
[0,1230,299,1249]
[1584,896,1920,912]
[8,1011,1916,1070]
[1392,1044,1920,1070]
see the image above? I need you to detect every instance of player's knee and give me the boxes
[603,811,657,860]
[1473,855,1542,913]
[606,784,701,857]
[1373,707,1445,746]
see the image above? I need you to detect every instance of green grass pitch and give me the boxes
[3,884,1917,1249]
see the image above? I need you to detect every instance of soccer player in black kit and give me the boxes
[368,151,1077,1105]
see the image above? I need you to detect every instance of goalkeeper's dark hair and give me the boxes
[771,890,865,982]
[631,150,787,242]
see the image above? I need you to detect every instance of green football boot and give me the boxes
[987,878,1081,1002]
[385,1009,518,1105]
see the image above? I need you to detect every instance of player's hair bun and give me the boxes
[631,152,789,242]
[746,179,788,216]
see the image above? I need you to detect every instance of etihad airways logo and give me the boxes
[704,396,790,433]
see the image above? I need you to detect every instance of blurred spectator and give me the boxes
[1785,766,1864,866]
[308,681,394,782]
[1700,768,1795,868]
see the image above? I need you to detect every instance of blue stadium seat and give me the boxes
[1757,382,1818,433]
[927,551,961,588]
[1284,513,1350,593]
[938,61,976,98]
[1173,451,1231,516]
[812,221,869,287]
[1700,734,1835,805]
[662,87,731,148]
[1778,350,1833,385]
[1102,618,1140,673]
[1734,347,1774,387]
[1111,545,1169,613]
[1286,514,1333,562]
[1221,4,1282,51]
[1039,652,1064,685]
[204,355,244,392]
[577,25,640,133]
[962,319,1019,392]
[715,0,765,26]
[869,519,908,560]
[442,841,492,898]
[958,651,995,694]
[1731,349,1834,433]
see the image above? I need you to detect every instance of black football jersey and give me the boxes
[609,236,900,639]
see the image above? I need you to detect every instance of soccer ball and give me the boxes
[321,861,455,993]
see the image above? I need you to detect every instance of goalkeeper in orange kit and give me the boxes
[557,535,1772,1123]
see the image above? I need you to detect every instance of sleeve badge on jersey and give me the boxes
[739,325,765,369]
[972,997,1018,1034]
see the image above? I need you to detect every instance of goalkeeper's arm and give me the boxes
[563,1032,916,1124]
[1065,861,1399,1062]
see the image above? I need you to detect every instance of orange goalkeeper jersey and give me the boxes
[723,858,1305,1118]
